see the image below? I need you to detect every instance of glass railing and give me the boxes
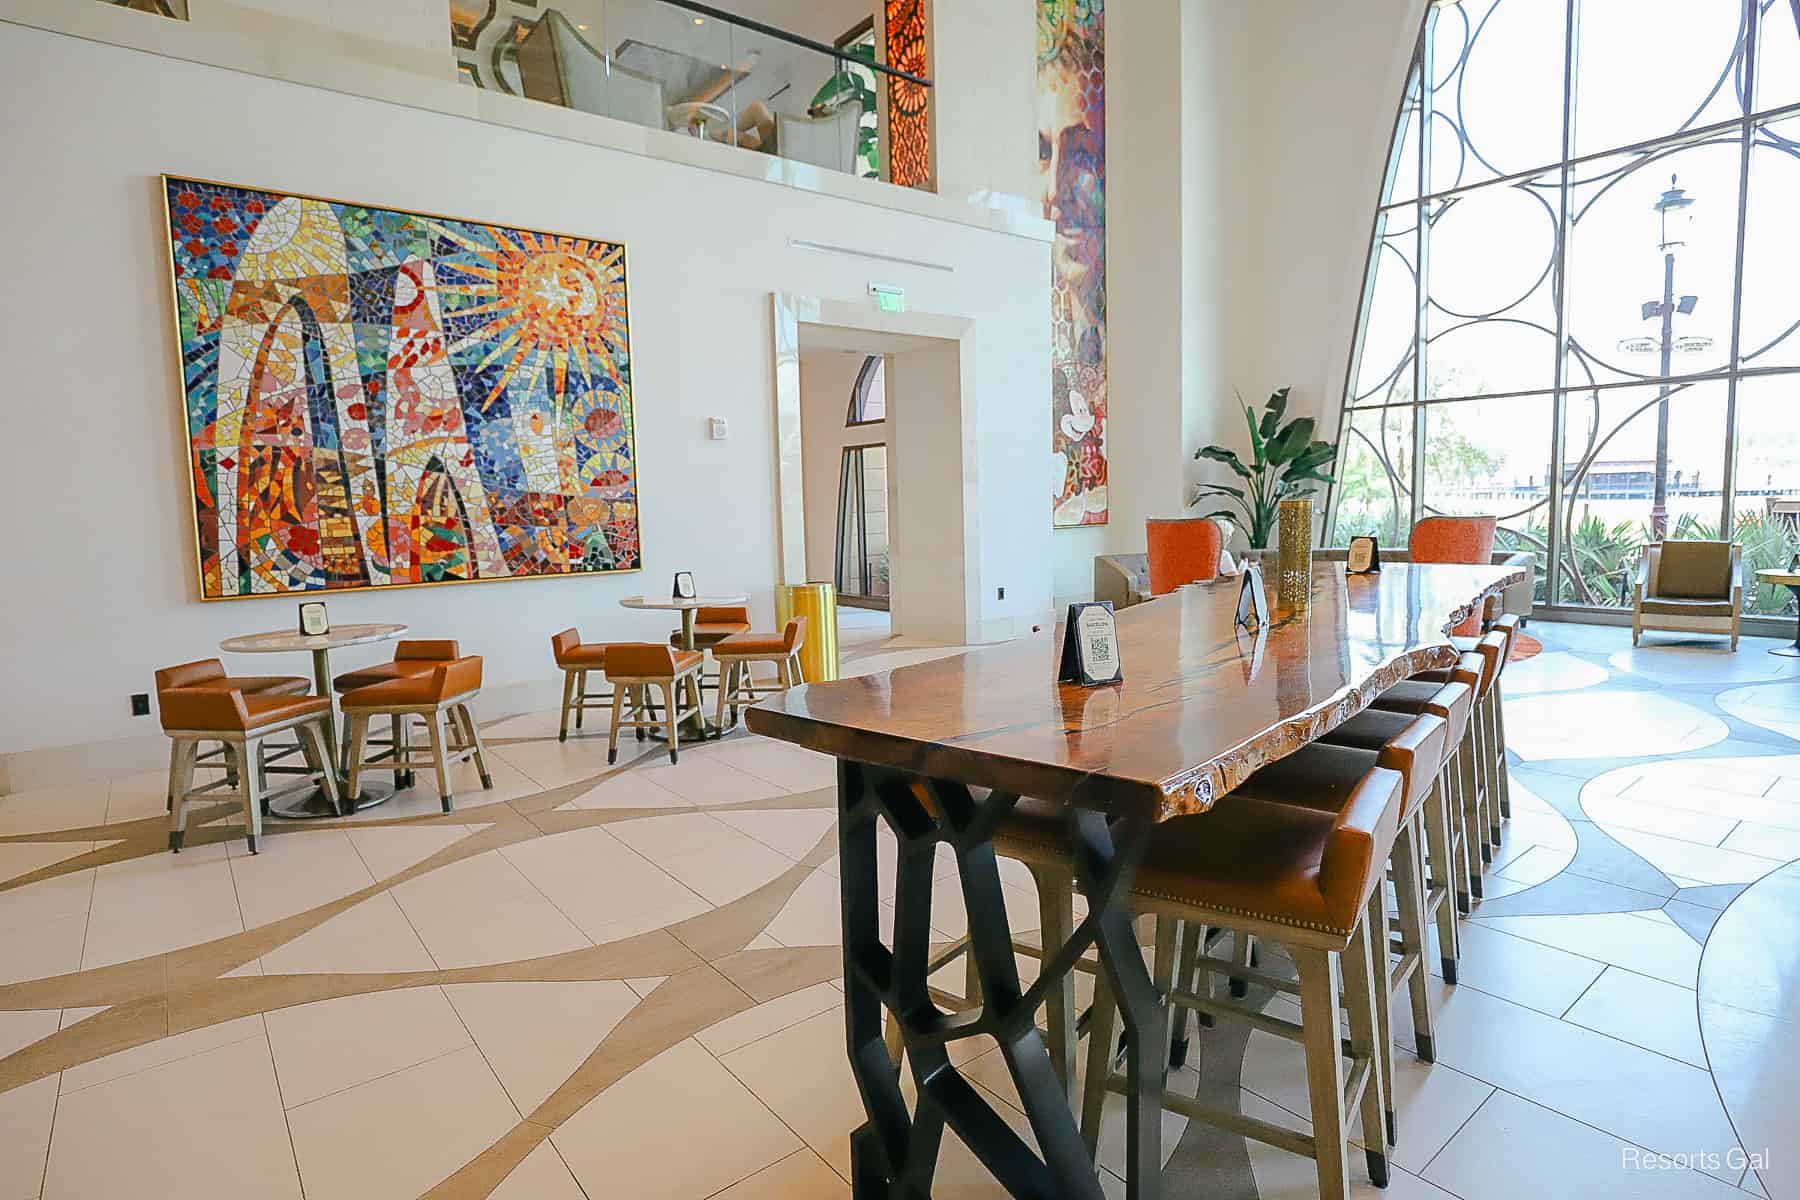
[452,0,930,185]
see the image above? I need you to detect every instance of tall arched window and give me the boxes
[1326,0,1800,616]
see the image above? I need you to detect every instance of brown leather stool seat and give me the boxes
[671,606,752,650]
[332,640,461,693]
[551,629,633,742]
[155,658,310,697]
[713,618,808,731]
[342,657,491,814]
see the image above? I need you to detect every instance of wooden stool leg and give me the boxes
[427,711,454,813]
[1490,689,1511,831]
[241,738,264,854]
[1030,865,1079,1102]
[1342,919,1392,1186]
[559,670,576,742]
[345,714,371,804]
[1079,970,1117,1156]
[662,682,680,765]
[1456,734,1485,898]
[575,671,588,731]
[607,681,627,765]
[715,660,732,730]
[1170,919,1205,1067]
[1424,774,1461,982]
[1293,946,1353,1200]
[1229,929,1255,999]
[459,704,493,789]
[1365,886,1397,1146]
[1392,816,1437,1062]
[167,738,199,852]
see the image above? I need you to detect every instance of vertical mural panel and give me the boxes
[884,0,932,190]
[1041,0,1107,528]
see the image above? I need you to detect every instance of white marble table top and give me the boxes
[1754,570,1800,587]
[219,623,409,654]
[619,594,749,612]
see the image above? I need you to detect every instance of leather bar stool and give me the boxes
[153,659,313,811]
[1078,771,1405,1200]
[669,605,751,650]
[1228,714,1448,1150]
[332,640,462,783]
[603,644,705,765]
[342,657,490,814]
[1370,654,1485,909]
[1327,678,1475,978]
[712,617,808,730]
[551,629,632,743]
[161,686,338,854]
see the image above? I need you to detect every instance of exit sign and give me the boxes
[870,283,905,312]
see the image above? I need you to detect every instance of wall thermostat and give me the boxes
[707,417,729,440]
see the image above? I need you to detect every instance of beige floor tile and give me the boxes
[0,840,97,887]
[711,1148,848,1199]
[286,1044,520,1200]
[1719,819,1800,862]
[490,1140,586,1199]
[1563,966,1707,1067]
[0,783,109,837]
[61,1013,265,1095]
[0,913,88,986]
[82,847,244,970]
[489,738,620,790]
[0,863,94,936]
[565,770,691,810]
[1472,911,1702,989]
[389,846,538,918]
[499,825,711,944]
[713,808,838,860]
[105,769,176,825]
[1604,826,1785,886]
[1505,692,1726,761]
[1426,977,1741,1176]
[1429,920,1605,1016]
[762,868,863,948]
[624,975,668,998]
[717,1009,861,1175]
[1580,788,1741,846]
[886,877,1043,941]
[707,739,839,793]
[402,888,592,969]
[44,1035,302,1199]
[1240,1091,1454,1199]
[554,1038,800,1200]
[265,985,471,1108]
[258,891,437,975]
[0,1075,57,1200]
[227,830,376,929]
[604,811,749,860]
[346,822,488,881]
[697,982,843,1057]
[442,980,641,1113]
[634,757,787,807]
[1422,1089,1744,1200]
[658,838,796,906]
[0,1010,60,1060]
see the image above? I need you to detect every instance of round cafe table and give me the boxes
[1755,570,1800,657]
[219,622,408,818]
[619,593,749,741]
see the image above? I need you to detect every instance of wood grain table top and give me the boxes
[746,562,1525,822]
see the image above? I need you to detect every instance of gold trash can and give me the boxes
[777,582,839,683]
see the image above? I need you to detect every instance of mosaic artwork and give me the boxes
[1041,0,1107,528]
[163,176,640,599]
[884,0,932,190]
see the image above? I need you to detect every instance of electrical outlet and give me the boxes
[130,693,150,717]
[997,586,1005,600]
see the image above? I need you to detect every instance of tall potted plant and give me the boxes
[1191,387,1337,553]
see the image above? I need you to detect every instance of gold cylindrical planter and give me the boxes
[777,582,840,682]
[1277,498,1314,612]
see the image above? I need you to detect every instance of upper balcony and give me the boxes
[450,0,933,190]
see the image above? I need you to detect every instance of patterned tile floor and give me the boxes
[0,619,1797,1199]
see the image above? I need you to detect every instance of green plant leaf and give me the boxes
[1264,417,1316,467]
[1196,445,1254,480]
[1244,404,1267,470]
[1191,482,1248,501]
[1258,387,1291,441]
[1193,508,1241,526]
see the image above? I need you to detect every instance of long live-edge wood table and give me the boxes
[745,562,1526,1199]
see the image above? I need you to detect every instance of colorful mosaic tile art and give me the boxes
[163,176,640,598]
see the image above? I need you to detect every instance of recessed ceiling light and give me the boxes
[693,16,705,24]
[576,22,588,29]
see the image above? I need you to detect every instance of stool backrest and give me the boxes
[606,643,679,677]
[1374,712,1448,820]
[428,656,483,701]
[1472,630,1509,693]
[159,686,249,732]
[697,606,749,624]
[1320,764,1405,922]
[783,616,808,653]
[1422,679,1475,746]
[396,639,460,662]
[155,658,226,691]
[550,628,581,666]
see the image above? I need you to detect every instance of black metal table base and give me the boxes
[836,760,1168,1199]
[1775,590,1800,657]
[270,780,395,820]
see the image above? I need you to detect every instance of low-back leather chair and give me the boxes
[1633,540,1743,650]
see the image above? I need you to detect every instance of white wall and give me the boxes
[0,19,1050,768]
[930,0,1039,213]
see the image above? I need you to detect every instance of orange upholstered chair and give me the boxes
[160,686,338,853]
[1146,518,1225,596]
[153,658,313,812]
[713,617,808,730]
[1409,517,1497,635]
[342,657,491,813]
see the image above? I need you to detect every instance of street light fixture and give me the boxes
[1616,173,1713,538]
